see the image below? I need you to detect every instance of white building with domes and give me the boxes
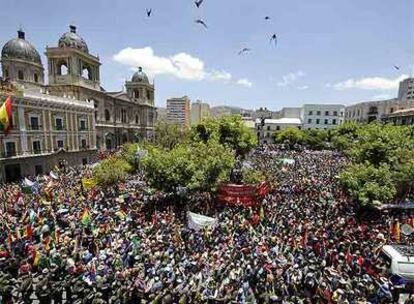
[0,25,157,182]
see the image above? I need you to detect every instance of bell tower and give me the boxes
[45,25,101,91]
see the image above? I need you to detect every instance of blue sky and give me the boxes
[0,0,413,110]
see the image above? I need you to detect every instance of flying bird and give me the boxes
[394,65,400,70]
[195,0,204,8]
[270,34,278,46]
[265,16,271,20]
[238,48,251,55]
[146,9,152,17]
[195,19,208,29]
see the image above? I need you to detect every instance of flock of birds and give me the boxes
[145,1,402,70]
[145,0,278,56]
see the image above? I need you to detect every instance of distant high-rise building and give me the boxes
[398,78,414,101]
[191,100,210,124]
[167,96,191,128]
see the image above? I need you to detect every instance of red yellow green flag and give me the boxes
[81,208,91,226]
[0,96,12,135]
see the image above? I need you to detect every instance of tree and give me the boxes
[94,156,133,186]
[274,127,304,149]
[142,139,235,194]
[192,115,257,157]
[154,121,189,150]
[339,163,396,206]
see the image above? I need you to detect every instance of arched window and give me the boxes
[135,114,139,124]
[105,109,111,122]
[134,89,140,99]
[58,61,68,76]
[369,106,378,114]
[34,73,38,83]
[82,65,92,80]
[18,70,24,80]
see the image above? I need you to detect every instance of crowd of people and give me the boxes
[0,146,413,303]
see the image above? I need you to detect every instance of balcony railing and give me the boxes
[55,125,65,131]
[79,127,88,131]
[3,151,16,157]
[29,124,42,130]
[33,149,42,155]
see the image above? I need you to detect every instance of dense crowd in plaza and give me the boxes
[0,146,413,303]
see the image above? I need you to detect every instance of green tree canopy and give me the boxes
[273,127,304,149]
[142,139,235,193]
[191,115,257,157]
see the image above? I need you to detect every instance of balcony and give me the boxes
[55,125,65,131]
[3,151,16,158]
[29,124,42,131]
[33,149,42,155]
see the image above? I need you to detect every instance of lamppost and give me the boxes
[135,148,148,175]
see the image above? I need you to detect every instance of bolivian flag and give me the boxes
[0,97,12,135]
[81,208,91,226]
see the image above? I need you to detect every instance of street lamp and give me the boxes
[135,148,148,174]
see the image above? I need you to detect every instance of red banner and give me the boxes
[217,182,270,207]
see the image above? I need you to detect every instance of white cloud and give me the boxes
[113,47,242,85]
[209,70,232,81]
[333,74,408,91]
[237,78,253,88]
[277,70,305,87]
[298,85,309,90]
[371,94,392,100]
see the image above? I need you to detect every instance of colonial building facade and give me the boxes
[0,26,156,182]
[345,78,414,123]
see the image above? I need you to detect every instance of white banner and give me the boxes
[187,212,216,231]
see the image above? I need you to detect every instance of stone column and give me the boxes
[74,113,79,150]
[18,104,28,154]
[42,109,48,152]
[66,109,71,150]
[48,110,53,151]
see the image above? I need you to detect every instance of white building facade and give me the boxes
[256,118,302,144]
[301,104,345,129]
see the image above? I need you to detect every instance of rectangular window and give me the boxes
[308,119,312,124]
[81,139,87,149]
[55,118,64,130]
[276,126,280,131]
[79,120,87,131]
[30,116,40,130]
[32,140,41,154]
[325,111,329,116]
[341,112,344,117]
[324,119,329,125]
[332,119,337,125]
[333,111,338,116]
[5,142,16,157]
[267,126,271,131]
[57,140,64,149]
[316,119,320,124]
[308,111,313,115]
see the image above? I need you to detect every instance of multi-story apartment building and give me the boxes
[0,26,157,182]
[191,100,210,124]
[256,118,302,144]
[167,96,191,128]
[301,104,345,129]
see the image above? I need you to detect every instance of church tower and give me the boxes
[1,29,44,88]
[46,25,101,91]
